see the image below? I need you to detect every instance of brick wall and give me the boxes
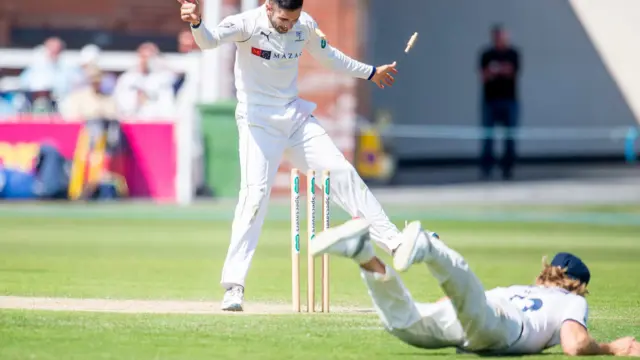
[3,0,185,38]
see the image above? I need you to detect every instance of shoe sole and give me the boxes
[393,221,423,272]
[221,304,243,312]
[310,219,370,257]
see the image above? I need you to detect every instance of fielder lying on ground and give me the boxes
[310,219,640,357]
[177,0,404,312]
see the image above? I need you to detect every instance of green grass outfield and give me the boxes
[0,203,639,359]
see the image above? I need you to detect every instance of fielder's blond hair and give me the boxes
[535,256,589,297]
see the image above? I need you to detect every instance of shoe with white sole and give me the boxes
[393,220,432,272]
[389,220,409,256]
[310,218,374,263]
[221,285,244,311]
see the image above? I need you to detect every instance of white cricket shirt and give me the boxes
[486,285,589,354]
[191,4,376,106]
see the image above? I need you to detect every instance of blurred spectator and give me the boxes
[178,29,199,54]
[113,42,177,119]
[176,29,211,196]
[19,37,76,102]
[175,30,210,196]
[173,30,200,94]
[0,95,15,117]
[59,64,118,121]
[478,24,521,181]
[73,44,118,95]
[0,76,16,116]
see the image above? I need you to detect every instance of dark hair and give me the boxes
[491,23,504,35]
[272,0,303,10]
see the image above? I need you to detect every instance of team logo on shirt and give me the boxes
[251,47,272,60]
[260,31,271,42]
[295,31,304,42]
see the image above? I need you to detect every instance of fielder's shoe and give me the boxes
[389,220,409,257]
[393,220,433,272]
[221,285,244,312]
[310,218,375,264]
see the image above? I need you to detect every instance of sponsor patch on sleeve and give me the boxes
[315,28,327,49]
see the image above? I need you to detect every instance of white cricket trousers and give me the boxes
[361,232,523,353]
[220,99,400,288]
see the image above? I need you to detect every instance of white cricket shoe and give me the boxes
[310,218,374,263]
[393,220,432,272]
[388,220,410,256]
[221,285,244,312]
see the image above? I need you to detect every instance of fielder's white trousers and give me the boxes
[220,99,400,288]
[362,232,523,353]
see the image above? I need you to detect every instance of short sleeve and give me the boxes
[562,295,588,329]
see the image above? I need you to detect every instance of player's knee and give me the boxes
[245,184,268,205]
[239,184,269,223]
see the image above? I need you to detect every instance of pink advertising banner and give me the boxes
[0,118,176,201]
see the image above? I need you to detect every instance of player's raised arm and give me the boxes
[304,19,397,89]
[177,0,248,50]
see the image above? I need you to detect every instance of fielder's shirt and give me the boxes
[191,4,376,106]
[487,285,589,353]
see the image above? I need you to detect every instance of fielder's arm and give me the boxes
[559,297,640,356]
[304,21,376,81]
[559,321,640,356]
[191,15,249,50]
[560,320,616,356]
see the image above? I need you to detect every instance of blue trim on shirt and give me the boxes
[191,21,202,29]
[367,66,376,81]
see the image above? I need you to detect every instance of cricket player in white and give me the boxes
[177,0,404,311]
[311,219,640,356]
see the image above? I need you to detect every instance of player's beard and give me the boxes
[268,15,289,33]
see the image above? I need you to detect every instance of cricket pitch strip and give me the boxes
[0,296,374,315]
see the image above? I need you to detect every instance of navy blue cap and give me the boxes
[551,252,590,284]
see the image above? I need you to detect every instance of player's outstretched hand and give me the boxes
[609,337,640,356]
[371,62,398,89]
[627,339,640,357]
[177,0,201,26]
[631,341,640,357]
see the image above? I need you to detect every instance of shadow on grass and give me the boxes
[394,350,556,358]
